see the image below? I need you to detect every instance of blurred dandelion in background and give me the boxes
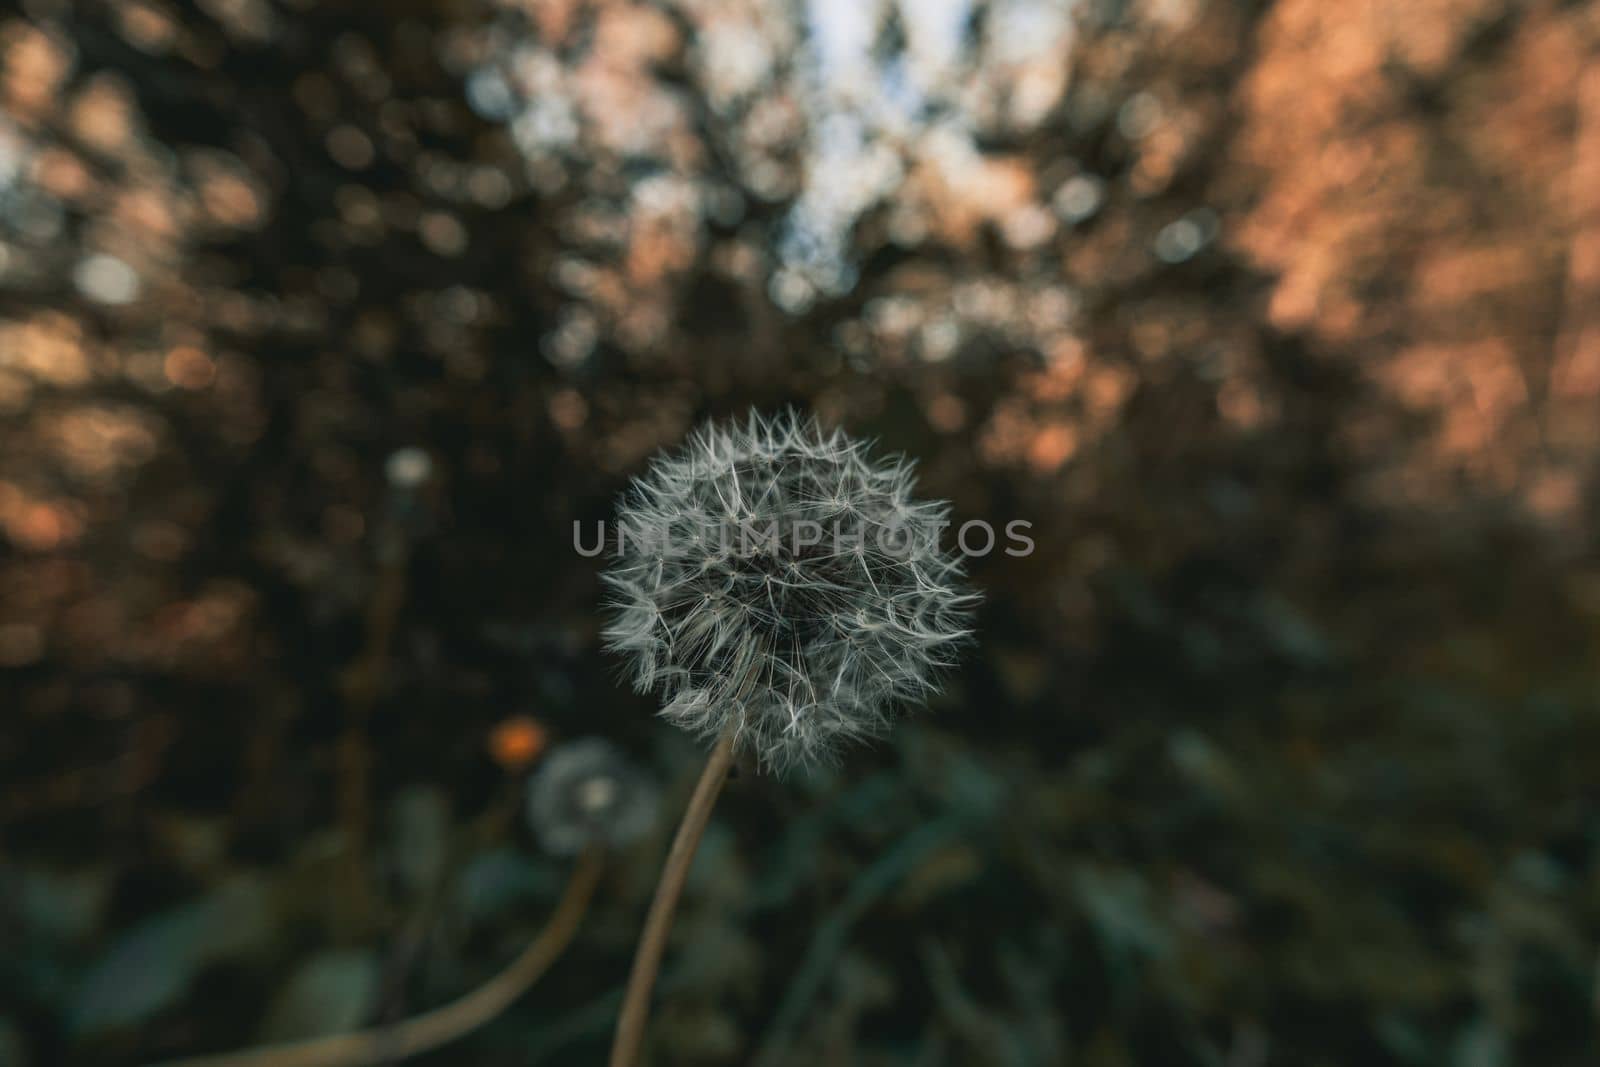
[527,738,660,855]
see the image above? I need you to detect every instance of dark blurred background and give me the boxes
[2,0,1598,1064]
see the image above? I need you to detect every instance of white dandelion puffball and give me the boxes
[603,409,978,771]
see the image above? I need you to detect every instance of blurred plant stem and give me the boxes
[336,531,410,930]
[608,728,737,1067]
[751,815,967,1067]
[146,846,603,1067]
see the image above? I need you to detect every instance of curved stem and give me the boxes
[149,847,604,1067]
[608,729,737,1067]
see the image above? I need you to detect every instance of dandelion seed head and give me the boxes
[603,408,978,772]
[527,738,660,855]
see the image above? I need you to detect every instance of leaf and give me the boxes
[455,849,560,924]
[201,875,275,960]
[389,785,452,895]
[1167,729,1242,800]
[11,866,111,944]
[68,907,212,1036]
[1452,1018,1508,1067]
[1071,866,1171,970]
[259,949,380,1042]
[67,875,277,1037]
